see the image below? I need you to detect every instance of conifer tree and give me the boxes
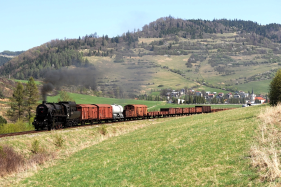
[25,77,39,123]
[7,82,25,120]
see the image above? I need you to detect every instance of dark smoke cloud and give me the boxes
[41,66,97,101]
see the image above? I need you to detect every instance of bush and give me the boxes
[31,139,40,154]
[269,69,281,105]
[0,145,24,177]
[0,116,7,125]
[0,119,34,134]
[98,125,108,135]
[54,134,64,147]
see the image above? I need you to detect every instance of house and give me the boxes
[195,91,202,97]
[239,91,249,98]
[218,92,224,97]
[206,91,211,95]
[208,94,215,99]
[255,97,266,104]
[233,94,240,99]
[180,89,185,95]
[226,93,233,99]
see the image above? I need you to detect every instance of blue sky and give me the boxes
[1,0,281,52]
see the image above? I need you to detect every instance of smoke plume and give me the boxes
[41,66,97,101]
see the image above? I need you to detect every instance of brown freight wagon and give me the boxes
[159,110,169,116]
[195,106,203,113]
[123,104,148,118]
[175,108,183,115]
[76,104,98,124]
[189,107,196,114]
[147,111,159,118]
[92,104,113,121]
[160,108,176,115]
[182,108,190,114]
[202,106,211,113]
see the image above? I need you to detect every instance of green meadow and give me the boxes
[17,104,265,186]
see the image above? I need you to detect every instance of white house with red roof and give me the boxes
[255,97,266,104]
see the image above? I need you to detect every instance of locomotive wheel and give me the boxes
[55,124,63,129]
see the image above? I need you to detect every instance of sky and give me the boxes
[1,0,281,52]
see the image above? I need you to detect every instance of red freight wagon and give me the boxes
[160,108,176,115]
[123,104,148,118]
[190,107,196,114]
[182,108,190,114]
[76,104,98,122]
[92,104,112,121]
[175,108,183,115]
[195,106,203,113]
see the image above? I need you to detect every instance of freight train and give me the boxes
[32,101,212,131]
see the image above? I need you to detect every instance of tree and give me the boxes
[0,116,7,125]
[25,77,39,123]
[57,90,74,102]
[269,69,281,105]
[7,82,25,120]
[0,90,4,99]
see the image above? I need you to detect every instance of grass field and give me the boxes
[13,79,42,85]
[236,79,271,95]
[12,104,266,186]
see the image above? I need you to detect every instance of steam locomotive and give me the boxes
[33,101,212,131]
[33,101,81,130]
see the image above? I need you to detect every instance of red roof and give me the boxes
[255,97,265,100]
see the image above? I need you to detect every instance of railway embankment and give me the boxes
[0,105,270,186]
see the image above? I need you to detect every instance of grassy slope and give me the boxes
[20,105,265,186]
[235,79,271,95]
[86,50,274,95]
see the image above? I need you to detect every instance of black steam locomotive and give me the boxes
[32,101,81,130]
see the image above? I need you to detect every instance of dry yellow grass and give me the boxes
[251,104,281,182]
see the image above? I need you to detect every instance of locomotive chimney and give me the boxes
[42,101,46,104]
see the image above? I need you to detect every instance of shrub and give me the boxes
[31,139,40,154]
[0,145,24,177]
[98,125,108,135]
[0,116,7,125]
[269,69,281,105]
[0,119,34,134]
[54,134,64,147]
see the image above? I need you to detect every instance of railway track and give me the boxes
[0,108,234,138]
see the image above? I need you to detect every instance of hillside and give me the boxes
[0,105,266,186]
[1,17,281,96]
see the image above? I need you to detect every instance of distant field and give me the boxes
[236,79,271,94]
[13,79,42,85]
[16,104,266,186]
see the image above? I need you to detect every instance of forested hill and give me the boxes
[1,17,281,95]
[0,50,25,56]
